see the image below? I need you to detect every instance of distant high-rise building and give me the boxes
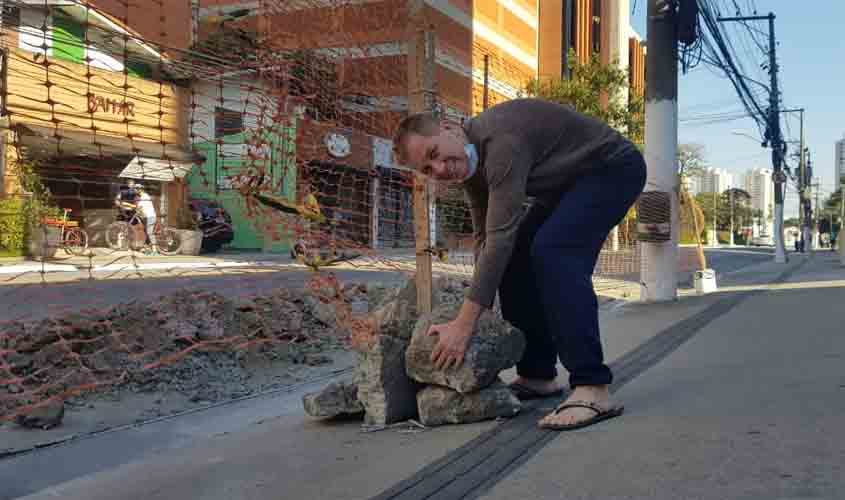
[699,167,734,193]
[743,167,775,236]
[835,135,845,185]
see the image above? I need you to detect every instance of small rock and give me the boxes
[310,299,338,327]
[302,381,363,418]
[15,399,65,430]
[305,354,332,366]
[417,380,521,426]
[406,303,526,394]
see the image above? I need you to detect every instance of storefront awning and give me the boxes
[11,123,203,163]
[118,157,195,182]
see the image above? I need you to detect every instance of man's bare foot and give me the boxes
[538,385,617,428]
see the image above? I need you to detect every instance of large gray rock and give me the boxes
[355,335,420,425]
[302,381,363,418]
[368,276,427,341]
[417,380,521,426]
[405,303,526,394]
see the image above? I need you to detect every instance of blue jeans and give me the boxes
[498,148,647,388]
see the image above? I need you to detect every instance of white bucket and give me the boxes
[694,269,718,295]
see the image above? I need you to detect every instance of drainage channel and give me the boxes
[372,258,807,500]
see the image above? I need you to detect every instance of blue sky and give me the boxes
[630,1,844,217]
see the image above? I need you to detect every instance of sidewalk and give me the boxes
[5,252,844,500]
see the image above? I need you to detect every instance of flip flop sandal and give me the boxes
[538,400,625,431]
[508,382,565,400]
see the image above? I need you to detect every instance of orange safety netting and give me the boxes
[0,1,690,423]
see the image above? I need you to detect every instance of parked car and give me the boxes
[189,199,234,253]
[750,235,772,247]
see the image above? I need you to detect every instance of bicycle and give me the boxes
[105,210,182,255]
[41,208,89,256]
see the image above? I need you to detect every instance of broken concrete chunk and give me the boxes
[405,303,526,394]
[355,335,419,425]
[417,381,521,426]
[302,381,363,418]
[15,399,65,430]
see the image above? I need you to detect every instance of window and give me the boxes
[214,107,244,139]
[563,0,576,78]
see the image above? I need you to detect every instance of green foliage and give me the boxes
[525,49,645,146]
[1,162,63,255]
[0,197,26,255]
[695,189,753,240]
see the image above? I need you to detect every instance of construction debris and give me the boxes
[417,380,521,427]
[304,276,525,428]
[302,381,363,418]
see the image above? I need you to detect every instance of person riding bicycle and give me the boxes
[115,180,139,222]
[114,181,159,255]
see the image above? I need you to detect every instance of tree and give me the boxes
[525,49,644,146]
[694,188,752,241]
[678,143,707,182]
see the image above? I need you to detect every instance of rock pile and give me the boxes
[303,277,525,427]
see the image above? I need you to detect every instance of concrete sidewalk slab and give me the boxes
[480,254,845,500]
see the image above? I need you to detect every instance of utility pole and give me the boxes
[793,108,806,252]
[841,180,845,263]
[641,0,679,301]
[729,188,735,246]
[719,13,787,262]
[407,0,435,314]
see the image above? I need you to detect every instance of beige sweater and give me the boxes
[460,98,635,308]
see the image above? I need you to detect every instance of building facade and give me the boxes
[538,0,646,100]
[835,135,845,186]
[1,1,196,247]
[192,0,644,250]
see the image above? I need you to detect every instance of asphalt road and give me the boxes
[0,247,775,323]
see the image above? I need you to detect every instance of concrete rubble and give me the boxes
[417,380,521,427]
[1,287,355,424]
[14,399,65,430]
[405,302,526,394]
[305,276,525,427]
[302,381,363,418]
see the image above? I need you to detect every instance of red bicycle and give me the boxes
[42,208,89,256]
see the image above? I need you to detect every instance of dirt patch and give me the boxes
[0,281,397,453]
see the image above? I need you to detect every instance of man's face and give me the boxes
[402,123,469,184]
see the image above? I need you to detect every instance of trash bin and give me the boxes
[694,269,717,295]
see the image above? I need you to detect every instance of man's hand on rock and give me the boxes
[428,318,473,371]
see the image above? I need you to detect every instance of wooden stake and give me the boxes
[407,1,435,314]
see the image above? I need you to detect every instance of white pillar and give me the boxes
[773,203,787,262]
[610,225,620,251]
[640,0,679,302]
